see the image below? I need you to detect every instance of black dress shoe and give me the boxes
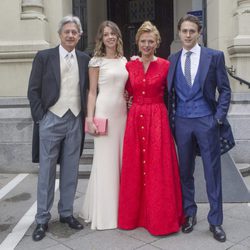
[60,215,84,230]
[32,223,48,241]
[210,225,226,242]
[182,215,197,233]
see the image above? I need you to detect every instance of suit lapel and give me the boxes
[198,47,212,90]
[51,46,60,87]
[168,50,182,92]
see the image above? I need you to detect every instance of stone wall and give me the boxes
[0,97,37,172]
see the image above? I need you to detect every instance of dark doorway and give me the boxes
[107,0,173,59]
[73,0,87,51]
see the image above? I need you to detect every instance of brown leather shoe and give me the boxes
[182,216,197,233]
[210,225,226,242]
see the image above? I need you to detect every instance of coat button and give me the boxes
[142,91,146,95]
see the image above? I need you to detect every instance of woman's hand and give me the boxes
[124,91,133,110]
[124,90,129,102]
[127,96,133,109]
[86,117,99,135]
[130,55,139,61]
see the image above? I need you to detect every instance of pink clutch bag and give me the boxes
[85,117,108,135]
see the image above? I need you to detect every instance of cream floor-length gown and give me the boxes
[79,56,128,229]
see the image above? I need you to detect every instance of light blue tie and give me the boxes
[65,53,73,69]
[184,51,192,87]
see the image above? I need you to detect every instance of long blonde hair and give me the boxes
[94,20,123,57]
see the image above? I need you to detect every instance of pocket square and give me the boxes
[85,117,108,135]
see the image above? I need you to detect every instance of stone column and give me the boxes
[227,0,250,92]
[0,0,49,97]
[21,0,46,20]
[227,0,250,165]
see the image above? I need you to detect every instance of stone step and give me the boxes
[80,148,93,165]
[83,134,94,149]
[78,164,91,178]
[236,163,250,177]
[242,175,250,191]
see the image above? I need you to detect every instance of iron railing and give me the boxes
[226,66,250,88]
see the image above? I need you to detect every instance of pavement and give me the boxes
[0,173,250,250]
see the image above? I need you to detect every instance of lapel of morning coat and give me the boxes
[197,46,212,91]
[50,46,61,88]
[167,50,182,92]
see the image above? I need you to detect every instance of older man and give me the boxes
[28,15,90,241]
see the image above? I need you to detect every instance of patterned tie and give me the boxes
[184,51,192,87]
[65,53,73,69]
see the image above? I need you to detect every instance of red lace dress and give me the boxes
[118,57,183,236]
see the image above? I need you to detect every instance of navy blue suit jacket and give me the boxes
[28,46,90,162]
[167,46,235,155]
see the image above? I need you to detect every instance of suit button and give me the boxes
[142,91,146,95]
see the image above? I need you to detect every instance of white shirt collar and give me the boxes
[59,45,76,58]
[182,43,200,56]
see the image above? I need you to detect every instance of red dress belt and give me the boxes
[133,96,164,105]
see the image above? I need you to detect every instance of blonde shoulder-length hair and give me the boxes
[94,20,123,57]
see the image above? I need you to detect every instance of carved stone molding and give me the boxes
[228,0,250,55]
[0,40,49,62]
[237,0,250,7]
[21,0,46,20]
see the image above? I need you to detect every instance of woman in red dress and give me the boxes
[118,21,184,236]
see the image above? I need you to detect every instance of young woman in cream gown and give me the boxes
[79,21,128,230]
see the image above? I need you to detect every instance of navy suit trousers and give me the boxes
[175,114,223,226]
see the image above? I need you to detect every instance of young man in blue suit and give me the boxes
[28,16,90,241]
[167,15,235,242]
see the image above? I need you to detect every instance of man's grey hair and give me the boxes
[58,15,83,35]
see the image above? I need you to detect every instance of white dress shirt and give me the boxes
[59,45,76,61]
[181,43,201,85]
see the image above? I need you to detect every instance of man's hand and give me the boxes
[130,55,139,61]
